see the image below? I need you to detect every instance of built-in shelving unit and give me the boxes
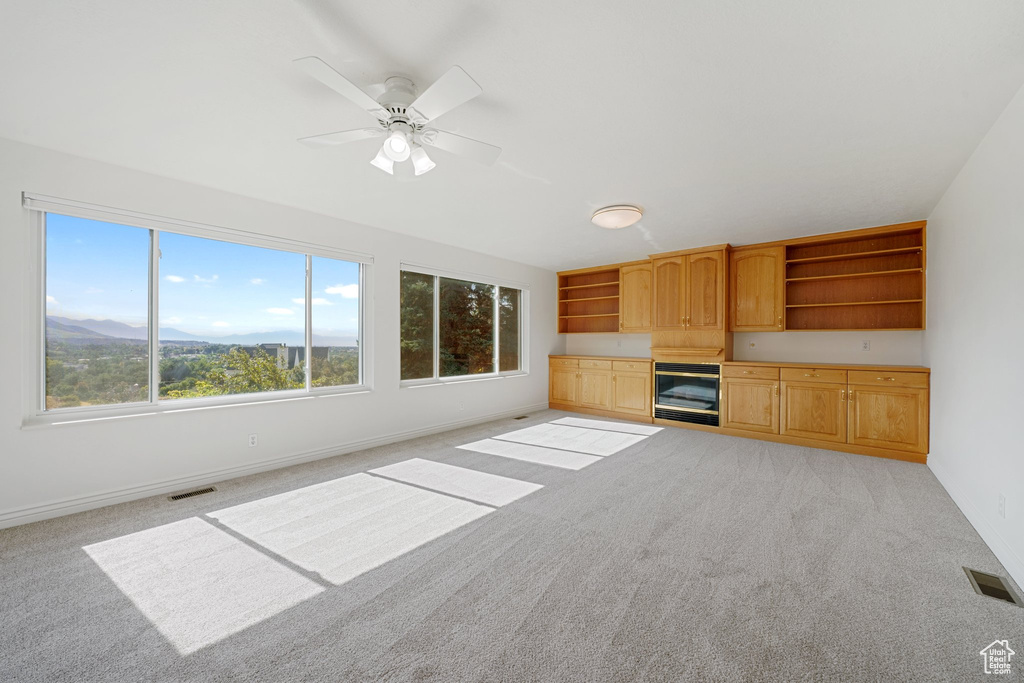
[784,225,925,330]
[557,267,620,333]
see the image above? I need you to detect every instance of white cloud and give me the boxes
[194,274,218,283]
[46,295,57,306]
[325,283,358,298]
[165,275,186,283]
[212,321,230,328]
[291,298,332,306]
[250,278,264,285]
[164,316,183,324]
[266,308,294,315]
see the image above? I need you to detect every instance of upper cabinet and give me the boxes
[652,256,684,330]
[652,248,726,332]
[730,246,785,332]
[619,262,652,332]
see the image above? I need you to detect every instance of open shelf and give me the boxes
[558,267,620,333]
[784,225,925,330]
[786,299,923,309]
[786,268,923,283]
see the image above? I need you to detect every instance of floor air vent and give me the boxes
[964,567,1022,606]
[168,486,217,501]
[513,415,528,420]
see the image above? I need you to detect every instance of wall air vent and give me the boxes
[168,486,217,502]
[963,567,1023,606]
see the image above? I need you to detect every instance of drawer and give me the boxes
[549,358,578,368]
[848,370,929,389]
[723,365,779,380]
[780,367,848,384]
[613,360,650,372]
[579,359,612,370]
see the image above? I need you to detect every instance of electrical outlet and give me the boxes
[248,433,258,448]
[457,402,465,412]
[861,340,871,351]
[998,493,1006,519]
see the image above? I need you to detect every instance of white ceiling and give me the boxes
[1,1,1023,270]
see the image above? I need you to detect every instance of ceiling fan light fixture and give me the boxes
[370,147,394,174]
[591,205,643,229]
[411,144,436,175]
[383,126,411,162]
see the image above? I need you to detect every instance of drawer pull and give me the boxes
[877,377,896,381]
[803,373,820,377]
[742,370,754,374]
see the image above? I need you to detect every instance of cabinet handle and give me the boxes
[841,390,846,401]
[803,373,820,377]
[619,321,623,330]
[849,389,854,399]
[613,375,617,382]
[777,315,782,328]
[876,377,896,381]
[774,384,779,396]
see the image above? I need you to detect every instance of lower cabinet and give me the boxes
[723,364,930,459]
[779,381,848,444]
[549,356,652,421]
[722,377,779,434]
[848,384,929,453]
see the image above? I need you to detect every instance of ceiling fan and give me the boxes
[295,56,501,175]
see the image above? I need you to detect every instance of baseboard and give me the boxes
[0,401,550,530]
[929,459,1024,590]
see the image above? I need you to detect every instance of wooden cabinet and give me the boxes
[848,383,929,454]
[549,356,652,422]
[579,367,613,410]
[652,256,684,330]
[652,249,726,332]
[549,365,579,405]
[611,362,652,417]
[780,381,848,444]
[730,246,785,331]
[619,263,652,332]
[686,250,725,331]
[722,377,779,434]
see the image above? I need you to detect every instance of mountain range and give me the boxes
[46,316,357,347]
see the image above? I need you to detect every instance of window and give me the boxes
[38,203,367,413]
[400,268,524,382]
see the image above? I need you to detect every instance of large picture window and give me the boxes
[400,268,524,382]
[40,206,366,412]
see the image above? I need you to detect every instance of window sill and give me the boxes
[22,385,371,429]
[400,372,528,389]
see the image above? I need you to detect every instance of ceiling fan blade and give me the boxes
[418,129,501,166]
[407,66,482,124]
[295,56,389,122]
[298,128,383,147]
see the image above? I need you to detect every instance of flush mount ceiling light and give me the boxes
[592,205,643,229]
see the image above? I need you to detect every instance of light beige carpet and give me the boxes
[0,410,1020,682]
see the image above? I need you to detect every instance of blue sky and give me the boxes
[46,214,360,339]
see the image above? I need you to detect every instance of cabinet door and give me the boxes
[686,250,725,331]
[780,381,847,443]
[612,371,651,417]
[579,369,613,410]
[549,367,579,405]
[730,246,784,332]
[848,385,929,453]
[619,263,652,332]
[722,377,779,434]
[652,257,684,331]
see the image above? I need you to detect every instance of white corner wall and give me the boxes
[925,84,1024,586]
[0,137,562,528]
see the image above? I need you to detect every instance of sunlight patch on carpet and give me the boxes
[369,458,542,506]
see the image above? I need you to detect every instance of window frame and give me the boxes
[25,193,373,424]
[399,263,529,387]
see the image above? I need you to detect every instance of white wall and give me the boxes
[0,137,562,528]
[565,331,922,366]
[925,84,1024,587]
